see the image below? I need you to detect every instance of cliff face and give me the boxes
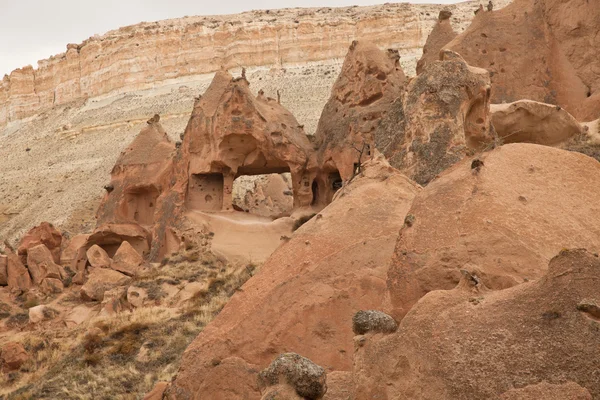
[0,0,510,128]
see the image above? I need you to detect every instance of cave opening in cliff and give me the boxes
[187,173,225,212]
[122,186,159,225]
[232,172,293,218]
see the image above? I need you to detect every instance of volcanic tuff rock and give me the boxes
[438,0,600,121]
[416,10,458,75]
[377,50,492,185]
[167,156,419,399]
[353,249,600,399]
[490,100,585,145]
[258,353,327,400]
[387,143,600,319]
[0,0,511,130]
[0,1,513,245]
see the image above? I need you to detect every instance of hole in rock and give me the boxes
[187,174,224,211]
[123,186,159,225]
[232,172,293,218]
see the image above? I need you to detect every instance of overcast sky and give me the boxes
[0,0,460,76]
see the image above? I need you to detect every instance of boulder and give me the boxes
[40,278,64,294]
[28,305,57,323]
[491,100,584,145]
[1,342,29,371]
[99,286,130,316]
[388,143,600,319]
[111,240,144,276]
[0,254,7,285]
[26,244,64,285]
[86,245,112,268]
[80,268,130,301]
[352,310,398,335]
[168,156,419,399]
[64,305,96,328]
[60,233,89,270]
[353,249,600,399]
[258,353,327,400]
[127,286,148,308]
[6,248,31,292]
[17,222,62,264]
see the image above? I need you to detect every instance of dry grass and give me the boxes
[1,250,257,400]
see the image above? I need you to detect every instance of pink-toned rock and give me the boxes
[64,305,96,328]
[86,245,112,268]
[60,234,89,270]
[28,304,57,323]
[143,382,169,400]
[99,286,130,316]
[127,286,148,308]
[80,267,130,301]
[26,244,64,285]
[0,254,7,286]
[17,222,62,264]
[1,342,29,371]
[6,249,31,292]
[40,277,64,294]
[111,241,144,277]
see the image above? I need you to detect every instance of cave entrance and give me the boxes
[328,171,343,203]
[123,186,159,225]
[232,171,293,218]
[311,180,319,206]
[187,173,224,211]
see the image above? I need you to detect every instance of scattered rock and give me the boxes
[258,353,327,400]
[80,268,130,301]
[1,342,29,372]
[26,244,64,285]
[17,222,62,264]
[111,240,144,276]
[86,245,112,268]
[352,310,398,335]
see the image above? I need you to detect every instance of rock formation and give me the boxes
[353,249,600,399]
[416,10,457,75]
[166,156,419,399]
[491,100,585,145]
[257,353,327,400]
[417,0,600,121]
[0,0,512,130]
[377,50,493,184]
[387,143,600,319]
[313,41,406,184]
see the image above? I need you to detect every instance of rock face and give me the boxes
[491,100,585,145]
[26,244,64,285]
[258,353,327,400]
[499,382,592,400]
[232,174,294,218]
[0,0,511,130]
[167,156,419,399]
[314,41,406,184]
[353,249,600,399]
[416,10,457,75]
[387,143,600,319]
[443,0,600,121]
[377,50,492,185]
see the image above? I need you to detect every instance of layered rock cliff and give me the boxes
[0,0,510,129]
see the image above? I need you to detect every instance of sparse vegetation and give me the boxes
[293,213,317,231]
[1,250,258,399]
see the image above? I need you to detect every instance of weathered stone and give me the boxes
[352,310,398,335]
[17,222,62,264]
[40,277,64,294]
[143,382,169,400]
[127,286,148,308]
[86,245,112,268]
[258,353,327,400]
[1,342,29,371]
[28,305,57,323]
[64,305,96,328]
[26,244,64,285]
[60,234,89,269]
[0,254,7,286]
[111,240,144,277]
[6,249,31,292]
[80,268,130,301]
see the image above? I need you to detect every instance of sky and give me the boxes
[0,0,460,76]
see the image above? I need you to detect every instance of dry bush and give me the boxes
[2,252,258,399]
